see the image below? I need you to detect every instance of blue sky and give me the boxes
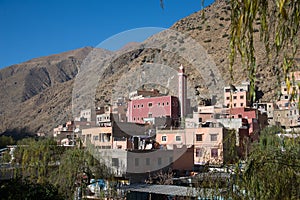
[0,0,214,69]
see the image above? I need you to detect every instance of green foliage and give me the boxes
[236,126,300,199]
[10,138,112,199]
[52,147,113,199]
[222,129,238,164]
[230,0,300,102]
[1,151,11,163]
[0,178,63,200]
[13,138,61,184]
[0,136,15,148]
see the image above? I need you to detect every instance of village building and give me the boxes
[127,95,180,125]
[224,82,250,108]
[155,124,231,166]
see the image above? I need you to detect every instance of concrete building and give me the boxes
[81,122,193,182]
[229,107,258,135]
[81,127,113,149]
[53,121,78,145]
[224,82,250,108]
[75,109,95,122]
[129,89,161,100]
[127,95,179,125]
[96,105,112,127]
[89,146,194,181]
[273,106,300,129]
[194,125,229,165]
[253,102,275,124]
[156,123,231,166]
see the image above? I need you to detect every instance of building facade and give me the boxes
[224,82,250,108]
[127,95,179,124]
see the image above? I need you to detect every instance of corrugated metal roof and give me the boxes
[125,184,224,198]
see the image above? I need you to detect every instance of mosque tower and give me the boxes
[178,64,187,119]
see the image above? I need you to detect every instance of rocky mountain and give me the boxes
[1,0,299,135]
[0,47,111,134]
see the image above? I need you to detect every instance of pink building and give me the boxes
[156,125,231,165]
[81,127,113,149]
[224,82,250,108]
[127,95,179,124]
[229,107,258,135]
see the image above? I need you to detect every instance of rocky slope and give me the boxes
[0,47,94,133]
[1,0,299,135]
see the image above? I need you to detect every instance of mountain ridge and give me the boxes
[1,0,299,135]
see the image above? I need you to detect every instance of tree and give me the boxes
[52,147,113,199]
[0,136,14,148]
[13,138,62,184]
[229,0,300,102]
[0,178,63,200]
[10,138,113,199]
[237,128,300,199]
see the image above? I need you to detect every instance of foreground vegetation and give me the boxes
[1,126,299,199]
[0,138,113,199]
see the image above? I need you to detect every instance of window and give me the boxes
[176,135,181,141]
[87,134,91,141]
[196,148,203,157]
[199,118,202,123]
[133,117,136,121]
[158,157,162,165]
[225,88,230,92]
[240,95,244,99]
[211,148,218,157]
[166,102,169,106]
[141,104,144,108]
[134,105,136,108]
[146,158,150,166]
[158,103,160,106]
[196,134,203,141]
[148,113,152,118]
[162,103,165,106]
[161,136,167,142]
[210,134,218,141]
[137,104,140,108]
[233,103,236,107]
[135,158,139,166]
[240,103,244,107]
[148,102,153,107]
[93,135,99,141]
[112,158,119,167]
[226,96,230,100]
[233,96,237,100]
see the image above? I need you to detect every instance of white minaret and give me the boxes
[178,64,187,119]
